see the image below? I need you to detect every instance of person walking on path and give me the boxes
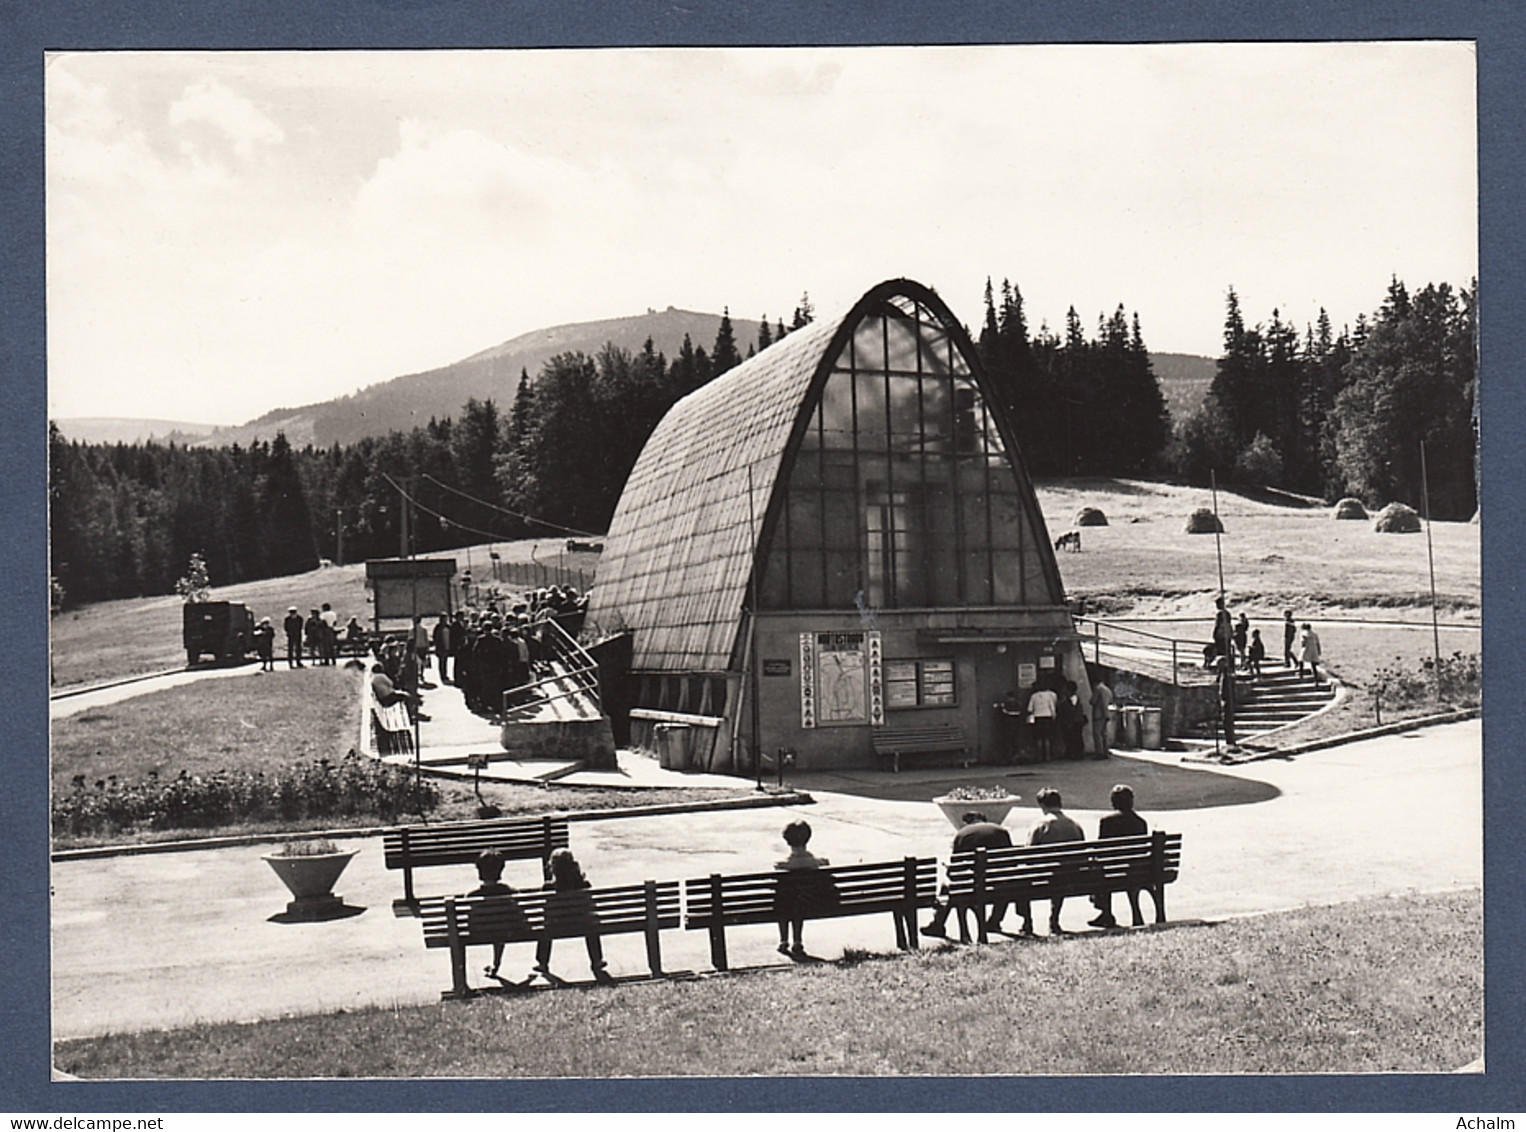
[1018,788,1086,935]
[922,811,1015,942]
[1246,629,1266,680]
[432,615,453,685]
[283,607,305,669]
[1296,623,1324,687]
[252,617,275,671]
[1233,613,1250,669]
[1283,610,1298,668]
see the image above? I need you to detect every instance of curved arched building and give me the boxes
[585,278,1091,772]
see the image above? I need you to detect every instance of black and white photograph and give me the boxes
[10,4,1521,1115]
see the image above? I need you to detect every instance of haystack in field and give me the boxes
[1185,508,1223,534]
[1374,502,1421,533]
[1332,497,1368,520]
[1074,507,1108,527]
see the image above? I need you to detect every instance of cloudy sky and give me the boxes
[45,43,1477,426]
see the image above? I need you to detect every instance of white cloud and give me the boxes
[168,78,285,160]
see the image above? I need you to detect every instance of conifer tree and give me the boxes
[711,307,742,378]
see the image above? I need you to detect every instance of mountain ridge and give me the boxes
[54,311,1218,449]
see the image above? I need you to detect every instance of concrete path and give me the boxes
[50,718,1479,1042]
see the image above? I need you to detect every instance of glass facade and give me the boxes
[759,295,1052,611]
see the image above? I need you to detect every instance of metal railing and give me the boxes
[1072,616,1211,687]
[500,617,601,718]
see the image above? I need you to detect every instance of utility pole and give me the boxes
[1210,468,1226,599]
[335,509,344,567]
[1420,441,1443,687]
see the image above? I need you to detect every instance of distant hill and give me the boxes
[53,418,218,446]
[169,309,1217,451]
[200,307,766,450]
[1151,352,1217,420]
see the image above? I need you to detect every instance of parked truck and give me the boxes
[182,601,254,667]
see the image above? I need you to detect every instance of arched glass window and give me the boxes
[759,295,1051,611]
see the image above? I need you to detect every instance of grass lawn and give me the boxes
[52,888,1481,1078]
[51,665,752,848]
[49,538,601,689]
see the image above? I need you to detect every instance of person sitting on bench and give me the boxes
[469,850,528,979]
[1018,788,1085,935]
[534,849,614,985]
[923,810,1014,941]
[1089,784,1151,929]
[371,663,428,722]
[774,819,832,959]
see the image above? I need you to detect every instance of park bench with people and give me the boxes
[871,722,973,773]
[419,878,682,998]
[383,814,571,906]
[945,831,1182,944]
[683,856,938,971]
[370,697,414,755]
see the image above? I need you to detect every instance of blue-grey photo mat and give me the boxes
[3,0,1521,1113]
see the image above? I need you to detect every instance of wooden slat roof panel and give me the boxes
[587,312,845,673]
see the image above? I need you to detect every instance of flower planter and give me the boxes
[262,849,357,921]
[932,795,1022,830]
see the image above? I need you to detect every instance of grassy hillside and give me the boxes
[202,308,766,449]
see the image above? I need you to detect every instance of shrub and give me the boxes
[1074,507,1108,527]
[1374,502,1421,533]
[1185,508,1223,534]
[1372,652,1480,713]
[1234,432,1283,486]
[52,751,438,839]
[1332,497,1369,520]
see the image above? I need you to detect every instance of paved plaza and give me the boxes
[50,717,1480,1043]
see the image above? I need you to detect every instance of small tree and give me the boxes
[1235,432,1284,486]
[175,551,212,603]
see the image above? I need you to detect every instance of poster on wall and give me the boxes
[800,631,883,727]
[799,633,816,728]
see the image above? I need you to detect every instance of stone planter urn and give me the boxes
[932,794,1022,830]
[263,845,358,920]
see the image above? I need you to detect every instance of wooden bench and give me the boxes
[946,832,1182,943]
[683,856,938,971]
[383,814,570,906]
[871,722,973,773]
[419,879,681,998]
[372,697,414,755]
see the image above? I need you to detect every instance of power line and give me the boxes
[379,472,518,546]
[419,473,602,539]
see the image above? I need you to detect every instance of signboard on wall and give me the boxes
[799,631,883,728]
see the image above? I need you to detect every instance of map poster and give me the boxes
[803,631,884,726]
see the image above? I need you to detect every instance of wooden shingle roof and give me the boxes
[585,306,845,673]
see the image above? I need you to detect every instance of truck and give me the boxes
[182,601,254,667]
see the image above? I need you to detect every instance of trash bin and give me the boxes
[1105,703,1120,749]
[669,724,694,770]
[1121,705,1143,749]
[1140,706,1164,750]
[656,723,693,770]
